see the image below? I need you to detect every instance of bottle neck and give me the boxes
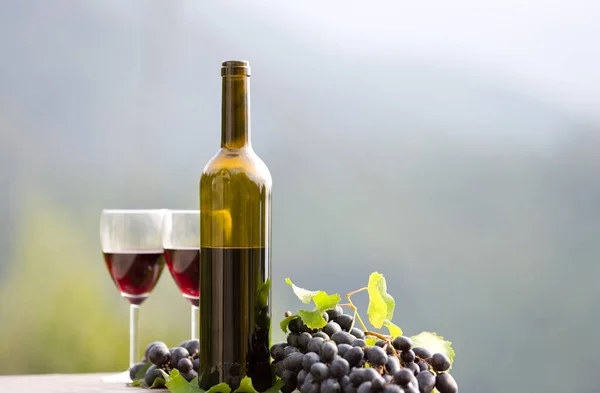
[221,75,251,149]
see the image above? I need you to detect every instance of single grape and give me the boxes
[181,369,198,382]
[357,381,372,393]
[393,368,414,386]
[288,317,303,333]
[303,352,321,372]
[435,373,458,393]
[298,369,308,386]
[301,381,321,393]
[322,378,341,393]
[182,339,199,357]
[271,342,287,361]
[416,370,436,393]
[322,312,330,323]
[298,332,313,350]
[335,314,354,331]
[144,341,166,362]
[327,306,344,320]
[288,332,300,347]
[362,368,380,382]
[274,361,286,377]
[284,352,305,372]
[349,368,366,387]
[344,384,358,393]
[412,347,433,360]
[324,321,343,337]
[129,362,146,381]
[416,361,428,372]
[340,375,351,389]
[143,364,160,386]
[344,347,364,368]
[284,346,300,357]
[310,362,330,382]
[307,337,325,354]
[383,385,403,393]
[337,343,352,357]
[320,342,339,363]
[332,331,355,346]
[148,344,170,366]
[401,350,415,364]
[367,346,388,366]
[349,328,365,339]
[405,362,420,376]
[375,340,386,348]
[282,369,298,385]
[313,331,330,340]
[330,358,350,378]
[177,358,193,373]
[430,353,451,372]
[353,339,367,349]
[192,358,199,372]
[169,347,190,369]
[385,355,401,375]
[392,336,412,352]
[371,376,386,392]
[383,375,393,384]
[281,381,296,393]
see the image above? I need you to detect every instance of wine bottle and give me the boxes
[198,61,273,391]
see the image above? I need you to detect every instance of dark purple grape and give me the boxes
[288,332,300,347]
[310,362,330,382]
[337,343,352,357]
[392,336,412,352]
[281,380,296,393]
[412,347,433,360]
[401,349,416,364]
[181,369,198,382]
[303,352,321,372]
[362,368,380,382]
[371,376,386,392]
[313,331,330,340]
[417,361,429,372]
[300,381,320,393]
[357,381,372,393]
[344,347,364,368]
[270,342,287,361]
[335,314,354,331]
[180,339,199,357]
[298,332,313,350]
[393,368,414,386]
[274,361,285,377]
[143,365,160,386]
[322,312,330,323]
[330,358,350,378]
[340,375,351,389]
[405,362,420,376]
[320,342,338,363]
[367,346,388,366]
[282,369,298,386]
[283,352,304,372]
[144,341,166,362]
[129,362,146,381]
[284,346,300,357]
[350,328,365,339]
[324,321,343,337]
[435,373,458,393]
[383,385,403,393]
[332,331,355,346]
[430,353,451,372]
[298,369,308,385]
[308,337,325,354]
[326,306,344,320]
[169,347,190,369]
[417,370,436,393]
[322,378,341,393]
[353,339,367,349]
[385,355,401,374]
[288,317,303,333]
[349,368,366,387]
[192,358,199,372]
[148,344,170,366]
[177,358,193,373]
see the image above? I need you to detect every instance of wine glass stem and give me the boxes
[130,304,140,368]
[191,305,199,340]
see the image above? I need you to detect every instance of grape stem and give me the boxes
[344,287,369,332]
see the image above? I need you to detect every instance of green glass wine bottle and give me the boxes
[198,61,273,392]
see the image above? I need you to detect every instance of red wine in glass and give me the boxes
[103,250,165,305]
[164,248,200,307]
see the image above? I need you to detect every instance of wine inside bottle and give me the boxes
[198,60,273,392]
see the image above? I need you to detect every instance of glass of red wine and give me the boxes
[100,209,166,382]
[162,209,200,340]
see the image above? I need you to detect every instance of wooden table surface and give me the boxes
[0,373,148,393]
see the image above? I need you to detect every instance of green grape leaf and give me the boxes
[164,369,204,393]
[298,309,328,329]
[313,291,341,312]
[285,278,319,304]
[151,377,167,389]
[364,337,379,346]
[410,331,455,367]
[367,272,395,329]
[384,320,403,337]
[128,380,142,387]
[232,376,258,393]
[261,379,284,393]
[280,314,296,333]
[206,383,232,393]
[133,362,152,381]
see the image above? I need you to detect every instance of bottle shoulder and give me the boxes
[201,147,272,187]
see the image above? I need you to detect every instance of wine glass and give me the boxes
[162,210,200,340]
[100,209,167,382]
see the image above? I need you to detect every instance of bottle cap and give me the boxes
[221,60,251,77]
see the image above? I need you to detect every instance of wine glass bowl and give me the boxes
[162,209,200,339]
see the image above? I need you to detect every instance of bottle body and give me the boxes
[199,61,273,391]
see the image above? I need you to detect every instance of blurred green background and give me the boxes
[1,1,599,393]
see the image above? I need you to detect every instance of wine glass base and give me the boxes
[101,370,132,383]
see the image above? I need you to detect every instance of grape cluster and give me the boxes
[271,307,458,393]
[129,339,200,386]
